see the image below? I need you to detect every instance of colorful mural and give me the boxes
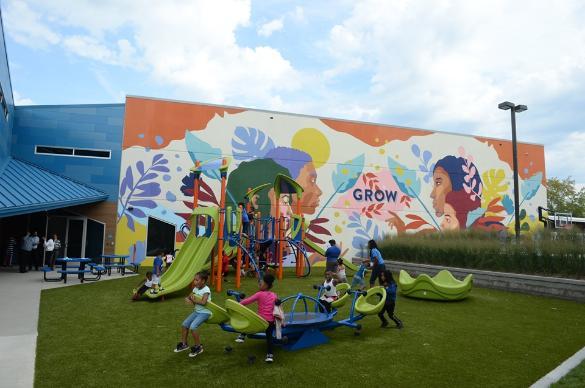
[116,96,546,263]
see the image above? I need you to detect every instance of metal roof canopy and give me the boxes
[0,158,108,218]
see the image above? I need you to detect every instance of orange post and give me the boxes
[215,159,228,292]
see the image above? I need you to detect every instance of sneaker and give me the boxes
[150,289,158,295]
[397,321,404,329]
[380,321,389,328]
[265,353,274,363]
[189,345,204,358]
[235,334,246,343]
[174,342,189,353]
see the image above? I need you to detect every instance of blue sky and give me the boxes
[3,0,585,186]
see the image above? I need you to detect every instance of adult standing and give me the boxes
[30,231,40,271]
[53,234,62,261]
[20,232,33,273]
[3,236,17,266]
[368,240,386,287]
[324,239,341,274]
[44,235,55,268]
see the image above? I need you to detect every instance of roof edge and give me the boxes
[126,94,545,147]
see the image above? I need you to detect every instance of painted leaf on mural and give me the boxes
[185,130,223,179]
[481,168,509,208]
[521,172,542,202]
[346,211,381,249]
[331,154,365,194]
[387,156,421,197]
[180,172,219,206]
[501,194,514,214]
[305,218,332,247]
[231,126,276,160]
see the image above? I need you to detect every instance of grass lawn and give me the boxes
[35,271,585,388]
[554,360,585,387]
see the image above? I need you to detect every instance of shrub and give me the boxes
[378,229,585,279]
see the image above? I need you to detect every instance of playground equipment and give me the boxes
[200,285,387,351]
[398,269,473,301]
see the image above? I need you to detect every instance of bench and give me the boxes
[86,264,106,281]
[41,266,63,282]
[57,269,93,283]
[104,263,137,276]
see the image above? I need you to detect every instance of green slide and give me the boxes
[303,238,359,272]
[398,269,473,301]
[145,207,219,299]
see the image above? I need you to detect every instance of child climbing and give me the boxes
[235,273,278,363]
[378,270,403,329]
[174,271,212,357]
[151,249,164,294]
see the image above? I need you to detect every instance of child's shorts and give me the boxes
[182,311,211,330]
[151,274,161,285]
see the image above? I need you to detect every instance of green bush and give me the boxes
[378,229,585,279]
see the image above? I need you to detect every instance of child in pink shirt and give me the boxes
[235,273,278,363]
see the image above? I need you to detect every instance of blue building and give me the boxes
[0,9,124,264]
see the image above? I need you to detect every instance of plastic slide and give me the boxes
[144,208,219,299]
[303,238,359,272]
[398,269,473,301]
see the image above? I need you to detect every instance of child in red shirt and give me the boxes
[235,273,278,363]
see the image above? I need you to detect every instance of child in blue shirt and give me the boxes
[351,259,368,290]
[238,202,249,236]
[368,240,386,287]
[151,250,164,294]
[378,270,403,329]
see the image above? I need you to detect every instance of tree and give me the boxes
[547,177,585,217]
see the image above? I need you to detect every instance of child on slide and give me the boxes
[174,271,212,358]
[336,258,347,283]
[132,271,153,300]
[234,273,278,363]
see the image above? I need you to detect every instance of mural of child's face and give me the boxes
[430,166,452,217]
[294,162,322,215]
[440,203,460,230]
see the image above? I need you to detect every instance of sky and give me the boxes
[3,0,585,186]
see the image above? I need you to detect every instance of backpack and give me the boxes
[54,239,62,250]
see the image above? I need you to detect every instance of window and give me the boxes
[35,145,111,159]
[146,217,175,256]
[0,83,8,120]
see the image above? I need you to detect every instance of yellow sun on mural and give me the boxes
[291,128,330,168]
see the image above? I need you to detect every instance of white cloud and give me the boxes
[4,0,60,48]
[3,0,299,106]
[290,6,305,23]
[13,91,33,105]
[546,131,585,185]
[257,18,284,37]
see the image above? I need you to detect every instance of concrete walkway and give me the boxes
[0,267,135,388]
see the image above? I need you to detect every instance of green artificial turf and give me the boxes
[553,360,585,387]
[35,272,585,388]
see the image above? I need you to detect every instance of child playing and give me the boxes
[378,270,403,329]
[165,250,174,268]
[336,258,347,283]
[319,271,338,313]
[132,272,153,300]
[238,202,250,236]
[351,259,368,290]
[174,271,212,357]
[151,249,164,294]
[234,273,278,363]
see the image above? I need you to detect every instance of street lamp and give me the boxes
[498,101,528,240]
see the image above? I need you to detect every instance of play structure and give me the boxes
[398,269,473,301]
[199,284,387,350]
[141,157,356,299]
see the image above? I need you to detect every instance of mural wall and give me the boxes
[116,96,546,263]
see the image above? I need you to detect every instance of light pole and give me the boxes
[498,101,527,240]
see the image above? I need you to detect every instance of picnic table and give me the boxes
[42,258,105,283]
[100,254,137,276]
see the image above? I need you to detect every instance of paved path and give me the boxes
[0,267,135,388]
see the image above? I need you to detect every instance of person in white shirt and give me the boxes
[319,271,338,313]
[44,236,55,268]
